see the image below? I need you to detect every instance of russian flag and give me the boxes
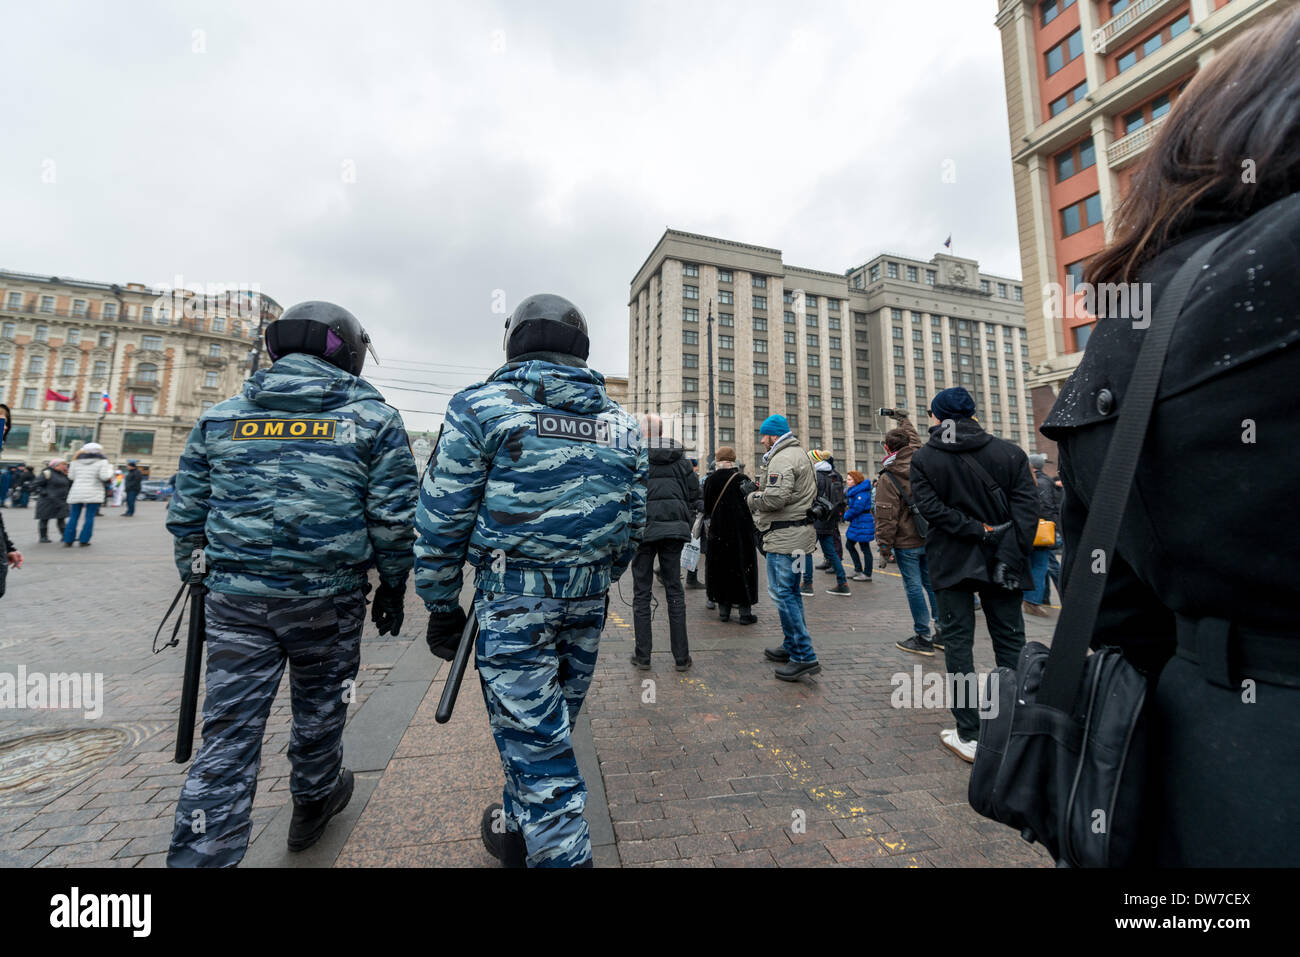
[944,235,952,249]
[101,392,113,413]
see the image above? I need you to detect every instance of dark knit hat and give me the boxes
[930,387,976,421]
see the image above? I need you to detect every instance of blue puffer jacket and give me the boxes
[843,480,875,543]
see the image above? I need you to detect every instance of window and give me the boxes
[93,360,107,377]
[1041,0,1075,27]
[683,377,698,393]
[890,308,902,322]
[887,263,899,279]
[753,296,767,310]
[718,291,734,305]
[892,327,903,340]
[980,280,990,293]
[683,330,699,345]
[683,354,699,368]
[60,358,76,376]
[829,356,842,370]
[754,339,767,353]
[99,331,112,347]
[35,325,49,342]
[997,283,1008,298]
[142,335,162,351]
[754,361,768,376]
[719,428,735,442]
[807,355,819,368]
[1046,29,1082,76]
[143,306,154,321]
[912,329,922,342]
[1,321,14,339]
[932,332,942,345]
[1065,259,1086,287]
[40,296,55,313]
[752,276,767,289]
[135,396,156,415]
[830,377,841,390]
[72,299,87,316]
[869,264,880,282]
[906,266,918,282]
[784,331,796,345]
[804,294,818,312]
[960,355,971,367]
[28,355,44,374]
[807,374,819,388]
[933,351,944,364]
[122,430,155,454]
[683,285,699,300]
[755,384,768,397]
[22,388,38,409]
[828,337,840,351]
[914,348,924,361]
[1151,92,1172,121]
[102,301,117,319]
[806,314,817,329]
[786,352,797,366]
[1075,323,1094,351]
[683,263,699,277]
[719,312,734,327]
[718,269,732,283]
[67,328,80,345]
[784,311,796,325]
[0,353,9,372]
[783,291,794,305]
[926,270,936,286]
[4,292,20,309]
[958,336,970,348]
[682,308,699,323]
[894,345,904,359]
[719,357,734,372]
[806,334,819,348]
[718,335,734,349]
[753,316,767,331]
[137,362,159,383]
[719,403,734,418]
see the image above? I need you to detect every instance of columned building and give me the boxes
[995,0,1277,455]
[629,230,1032,476]
[0,269,281,477]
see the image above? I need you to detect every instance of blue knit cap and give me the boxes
[759,413,790,436]
[930,387,976,421]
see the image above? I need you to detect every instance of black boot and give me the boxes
[287,768,354,852]
[481,803,527,867]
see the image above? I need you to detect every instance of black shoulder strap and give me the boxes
[1039,230,1233,711]
[882,469,911,507]
[956,452,1011,523]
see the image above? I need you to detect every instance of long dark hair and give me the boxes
[1087,3,1300,286]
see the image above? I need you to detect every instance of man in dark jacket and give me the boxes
[1022,452,1059,616]
[34,459,71,542]
[122,461,143,517]
[630,413,699,671]
[910,387,1038,763]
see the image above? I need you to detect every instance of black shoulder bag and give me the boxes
[968,231,1230,867]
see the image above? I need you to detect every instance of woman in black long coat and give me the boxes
[34,459,71,543]
[1041,6,1300,866]
[701,447,758,624]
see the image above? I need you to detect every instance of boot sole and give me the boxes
[287,772,355,852]
[775,663,822,682]
[896,642,935,657]
[941,736,977,764]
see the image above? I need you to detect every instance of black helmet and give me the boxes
[265,301,376,376]
[503,294,589,362]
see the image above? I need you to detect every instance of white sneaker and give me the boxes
[940,728,976,763]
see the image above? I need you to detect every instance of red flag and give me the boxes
[129,393,138,414]
[45,388,72,403]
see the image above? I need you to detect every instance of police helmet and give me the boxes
[503,294,590,361]
[265,301,377,376]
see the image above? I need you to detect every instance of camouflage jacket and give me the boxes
[166,353,419,597]
[414,360,648,613]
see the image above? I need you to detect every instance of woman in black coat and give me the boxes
[34,459,72,542]
[1041,7,1300,866]
[701,447,758,624]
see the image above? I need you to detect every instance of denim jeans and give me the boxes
[1038,537,1062,604]
[893,545,938,636]
[63,503,99,544]
[802,552,813,587]
[125,490,139,515]
[1023,548,1052,605]
[765,553,816,662]
[817,534,847,585]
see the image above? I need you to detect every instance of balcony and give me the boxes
[126,377,161,392]
[1092,0,1177,55]
[199,353,226,368]
[1106,114,1169,168]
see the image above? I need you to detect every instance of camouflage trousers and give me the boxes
[475,590,605,868]
[167,589,365,868]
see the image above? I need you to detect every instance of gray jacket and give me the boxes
[746,433,817,555]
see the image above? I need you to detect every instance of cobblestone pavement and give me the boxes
[0,505,1054,867]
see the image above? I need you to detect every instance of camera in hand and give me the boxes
[878,407,900,417]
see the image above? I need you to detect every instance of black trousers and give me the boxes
[38,518,66,539]
[631,539,690,663]
[936,584,1025,742]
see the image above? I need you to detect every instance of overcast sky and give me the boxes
[0,0,1020,433]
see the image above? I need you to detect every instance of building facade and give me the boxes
[995,0,1277,453]
[0,269,281,477]
[629,230,1032,477]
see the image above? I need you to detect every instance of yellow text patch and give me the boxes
[231,418,336,441]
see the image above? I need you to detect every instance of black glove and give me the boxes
[426,607,467,661]
[981,521,1013,545]
[372,581,405,637]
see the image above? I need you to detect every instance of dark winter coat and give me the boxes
[124,469,143,494]
[642,438,699,543]
[909,417,1038,592]
[1033,468,1058,524]
[843,480,875,543]
[874,414,925,553]
[34,468,71,521]
[702,466,758,606]
[1041,196,1300,865]
[812,467,843,536]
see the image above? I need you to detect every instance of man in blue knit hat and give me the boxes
[747,413,821,680]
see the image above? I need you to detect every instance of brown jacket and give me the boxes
[873,414,925,553]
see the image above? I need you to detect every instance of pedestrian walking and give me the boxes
[875,409,941,655]
[63,443,114,547]
[166,301,418,867]
[749,414,821,681]
[701,446,758,624]
[910,387,1038,763]
[1040,8,1300,864]
[122,461,143,516]
[34,459,71,542]
[415,293,646,868]
[1021,452,1058,618]
[842,469,875,582]
[629,412,697,671]
[809,449,850,595]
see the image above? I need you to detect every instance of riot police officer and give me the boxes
[166,302,419,867]
[415,293,647,868]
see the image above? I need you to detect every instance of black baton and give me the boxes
[174,547,207,764]
[435,609,478,724]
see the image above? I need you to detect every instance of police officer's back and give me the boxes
[165,302,418,867]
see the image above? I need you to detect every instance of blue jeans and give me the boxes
[817,533,847,585]
[1023,548,1052,605]
[893,545,938,637]
[63,503,99,544]
[1038,536,1062,603]
[765,553,816,663]
[802,552,813,587]
[125,489,139,515]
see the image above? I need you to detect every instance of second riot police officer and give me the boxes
[415,293,647,868]
[166,302,419,867]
